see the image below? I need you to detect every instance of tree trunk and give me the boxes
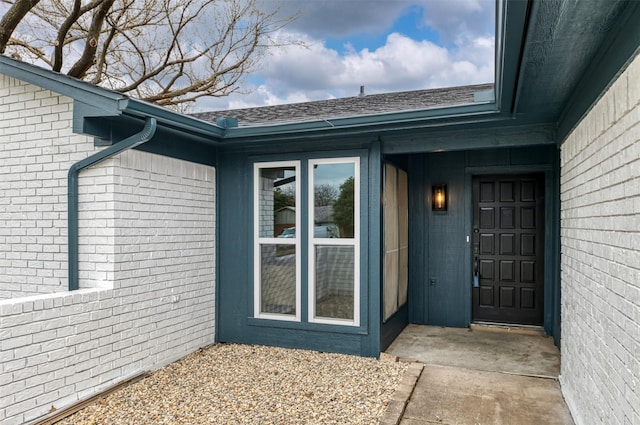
[0,0,41,54]
[67,0,115,78]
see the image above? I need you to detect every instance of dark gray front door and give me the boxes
[472,174,544,325]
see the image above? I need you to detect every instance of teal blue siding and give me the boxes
[404,146,560,338]
[427,151,469,327]
[380,305,408,351]
[216,144,381,357]
[407,155,427,325]
[547,151,562,345]
[406,151,469,327]
[215,150,250,346]
[215,142,560,354]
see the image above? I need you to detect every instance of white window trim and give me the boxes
[308,157,360,326]
[253,161,301,322]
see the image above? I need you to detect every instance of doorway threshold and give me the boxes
[471,321,546,336]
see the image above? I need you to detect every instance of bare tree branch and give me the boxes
[67,0,115,78]
[6,36,49,63]
[1,0,301,107]
[52,0,81,71]
[0,0,40,53]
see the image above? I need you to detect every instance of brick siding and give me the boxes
[0,75,103,298]
[559,52,640,425]
[0,77,216,424]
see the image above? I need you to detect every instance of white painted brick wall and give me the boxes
[0,75,104,298]
[0,151,215,424]
[77,162,118,291]
[0,77,216,424]
[560,52,640,425]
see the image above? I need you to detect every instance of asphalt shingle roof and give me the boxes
[191,83,493,127]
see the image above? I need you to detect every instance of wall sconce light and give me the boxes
[432,184,447,211]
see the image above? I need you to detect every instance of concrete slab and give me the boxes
[386,324,560,377]
[400,364,574,425]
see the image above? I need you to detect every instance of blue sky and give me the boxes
[324,6,442,54]
[195,0,496,111]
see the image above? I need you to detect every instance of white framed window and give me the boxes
[308,158,360,326]
[253,161,300,321]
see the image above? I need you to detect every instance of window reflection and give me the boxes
[259,167,296,238]
[254,158,359,325]
[314,246,354,320]
[313,163,355,239]
[261,244,296,315]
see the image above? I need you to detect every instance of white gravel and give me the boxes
[57,343,408,425]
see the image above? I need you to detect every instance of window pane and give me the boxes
[315,246,354,320]
[260,244,296,315]
[313,163,355,238]
[259,166,296,238]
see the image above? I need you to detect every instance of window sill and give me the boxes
[247,317,368,335]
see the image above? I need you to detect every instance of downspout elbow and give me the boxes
[68,117,157,291]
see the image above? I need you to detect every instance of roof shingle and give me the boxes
[191,83,493,127]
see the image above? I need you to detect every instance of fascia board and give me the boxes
[122,98,226,140]
[220,102,500,143]
[496,0,531,114]
[0,55,225,143]
[0,54,124,112]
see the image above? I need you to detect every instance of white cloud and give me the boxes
[191,0,495,112]
[270,0,414,38]
[336,33,451,88]
[418,0,494,44]
[193,29,493,112]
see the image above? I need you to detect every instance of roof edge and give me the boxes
[221,102,501,142]
[0,54,125,112]
[0,54,226,141]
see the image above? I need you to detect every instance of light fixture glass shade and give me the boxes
[432,184,447,211]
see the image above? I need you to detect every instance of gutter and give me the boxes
[220,102,501,143]
[67,117,157,291]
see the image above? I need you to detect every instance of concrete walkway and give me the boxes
[382,325,574,425]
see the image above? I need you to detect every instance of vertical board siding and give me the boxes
[407,155,427,324]
[426,151,468,327]
[216,147,380,357]
[406,146,558,330]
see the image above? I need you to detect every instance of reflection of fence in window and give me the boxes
[315,246,354,320]
[260,244,296,315]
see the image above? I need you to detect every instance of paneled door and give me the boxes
[472,174,544,325]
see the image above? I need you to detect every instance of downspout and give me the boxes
[68,117,157,291]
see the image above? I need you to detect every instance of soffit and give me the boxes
[514,0,630,119]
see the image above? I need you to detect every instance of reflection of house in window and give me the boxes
[275,206,295,237]
[314,205,340,238]
[255,158,360,326]
[255,162,299,321]
[275,205,341,239]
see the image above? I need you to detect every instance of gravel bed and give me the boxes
[57,343,408,425]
